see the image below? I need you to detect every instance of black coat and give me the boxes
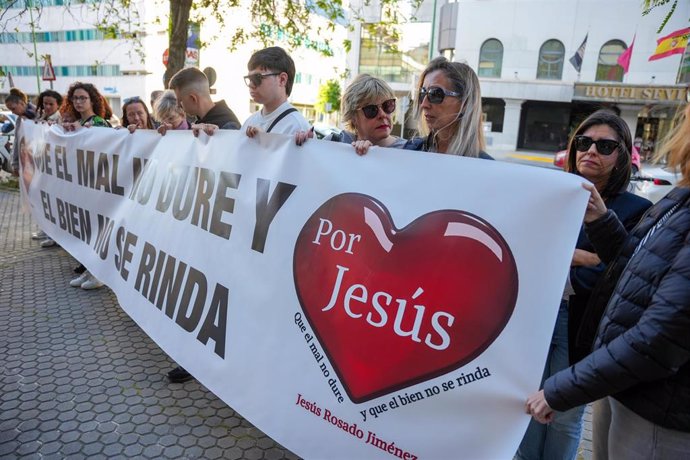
[197,100,240,130]
[568,191,652,364]
[545,186,690,431]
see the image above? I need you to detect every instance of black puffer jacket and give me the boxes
[545,186,690,431]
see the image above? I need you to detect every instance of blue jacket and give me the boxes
[546,187,690,431]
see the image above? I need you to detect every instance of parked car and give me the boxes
[553,150,567,168]
[312,123,341,140]
[629,164,678,203]
[1,111,17,134]
[0,111,16,171]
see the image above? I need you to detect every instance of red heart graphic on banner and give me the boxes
[294,193,518,404]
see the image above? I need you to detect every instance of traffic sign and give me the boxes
[42,55,56,81]
[162,47,200,68]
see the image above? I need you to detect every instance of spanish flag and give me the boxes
[648,27,690,61]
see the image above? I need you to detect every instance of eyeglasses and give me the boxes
[124,96,143,104]
[243,72,281,87]
[574,135,620,156]
[361,99,396,119]
[71,96,89,103]
[418,86,461,104]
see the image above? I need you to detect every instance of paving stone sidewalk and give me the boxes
[0,189,299,459]
[0,188,594,459]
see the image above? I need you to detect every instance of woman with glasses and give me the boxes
[527,103,690,458]
[405,57,490,158]
[62,82,112,131]
[61,82,111,290]
[121,96,154,133]
[295,74,405,154]
[518,110,652,460]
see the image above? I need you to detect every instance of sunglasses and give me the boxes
[361,99,396,119]
[574,135,620,156]
[418,86,461,104]
[243,72,281,87]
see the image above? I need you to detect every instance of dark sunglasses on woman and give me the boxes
[574,135,620,155]
[243,72,281,87]
[361,99,396,119]
[418,86,461,104]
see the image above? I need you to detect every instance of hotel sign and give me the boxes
[574,83,687,105]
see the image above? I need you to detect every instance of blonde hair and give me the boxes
[415,57,485,157]
[655,103,690,187]
[153,90,185,122]
[341,74,395,134]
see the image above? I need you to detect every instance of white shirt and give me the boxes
[241,101,311,135]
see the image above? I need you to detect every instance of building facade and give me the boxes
[439,0,690,155]
[345,0,435,137]
[0,0,347,124]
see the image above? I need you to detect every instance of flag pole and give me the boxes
[676,44,688,84]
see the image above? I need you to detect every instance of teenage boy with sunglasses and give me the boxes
[168,67,240,136]
[242,47,310,137]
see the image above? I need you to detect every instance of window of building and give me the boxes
[478,39,503,78]
[1,64,119,77]
[596,40,626,82]
[3,0,102,7]
[0,28,106,43]
[359,22,430,84]
[482,98,505,132]
[536,39,565,80]
[518,101,571,151]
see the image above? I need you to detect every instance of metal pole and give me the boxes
[28,0,41,94]
[428,0,438,60]
[675,45,688,84]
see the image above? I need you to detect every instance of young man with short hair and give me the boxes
[169,67,240,135]
[243,46,310,137]
[165,67,240,384]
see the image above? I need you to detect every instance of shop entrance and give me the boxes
[517,101,571,152]
[635,105,682,161]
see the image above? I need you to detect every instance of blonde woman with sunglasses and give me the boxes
[295,74,406,155]
[405,57,491,158]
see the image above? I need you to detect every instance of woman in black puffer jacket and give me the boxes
[526,102,690,459]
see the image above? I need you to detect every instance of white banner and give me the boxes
[18,121,589,459]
